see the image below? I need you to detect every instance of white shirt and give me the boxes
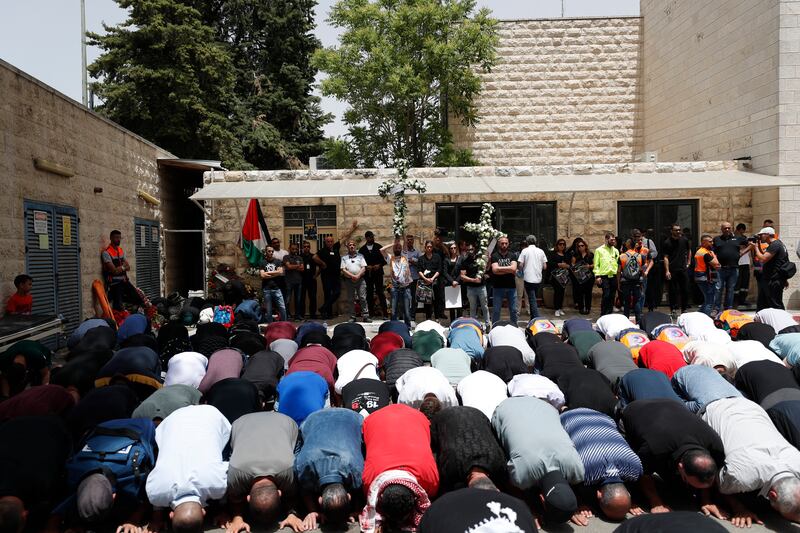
[683,341,735,376]
[431,348,473,386]
[395,366,458,408]
[595,314,636,340]
[334,349,380,394]
[694,328,732,345]
[145,405,230,509]
[458,370,508,419]
[506,374,565,410]
[164,352,208,388]
[728,340,784,375]
[414,320,448,344]
[273,249,288,261]
[677,312,718,338]
[487,325,536,366]
[341,253,367,276]
[755,309,797,334]
[518,245,548,283]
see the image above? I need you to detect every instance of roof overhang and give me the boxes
[158,158,225,171]
[190,170,800,201]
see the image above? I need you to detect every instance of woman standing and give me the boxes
[570,237,595,315]
[548,239,570,317]
[460,244,490,330]
[417,240,443,321]
[444,242,463,322]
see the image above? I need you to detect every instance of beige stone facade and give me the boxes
[0,60,172,319]
[450,17,643,166]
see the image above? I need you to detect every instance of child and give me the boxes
[5,274,33,315]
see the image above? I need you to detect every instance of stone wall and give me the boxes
[641,0,782,174]
[450,17,642,166]
[0,60,172,317]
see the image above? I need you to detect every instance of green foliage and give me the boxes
[89,0,329,169]
[314,0,498,168]
[433,142,481,167]
[320,137,356,169]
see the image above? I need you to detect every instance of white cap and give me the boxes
[757,227,776,235]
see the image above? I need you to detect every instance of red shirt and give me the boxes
[5,293,32,315]
[369,332,405,365]
[638,340,687,379]
[362,404,439,497]
[286,346,337,389]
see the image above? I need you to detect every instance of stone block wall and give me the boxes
[450,17,643,166]
[641,0,782,174]
[0,60,172,316]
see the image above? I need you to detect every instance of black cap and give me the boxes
[541,471,577,524]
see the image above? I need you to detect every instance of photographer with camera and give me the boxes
[749,226,795,310]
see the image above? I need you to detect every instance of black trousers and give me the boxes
[551,281,565,310]
[667,269,689,312]
[645,262,664,311]
[434,282,446,319]
[320,275,341,317]
[735,265,750,307]
[108,281,143,311]
[757,274,785,310]
[300,279,318,318]
[573,279,594,312]
[365,269,387,316]
[599,276,618,316]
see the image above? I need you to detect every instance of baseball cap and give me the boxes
[76,472,114,522]
[757,227,776,235]
[541,471,577,524]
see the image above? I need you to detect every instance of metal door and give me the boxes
[135,219,161,299]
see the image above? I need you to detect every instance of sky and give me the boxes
[0,0,638,138]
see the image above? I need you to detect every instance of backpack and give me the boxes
[778,242,797,280]
[213,305,235,329]
[621,252,642,282]
[66,418,156,500]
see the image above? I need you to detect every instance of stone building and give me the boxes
[0,59,212,337]
[195,0,800,309]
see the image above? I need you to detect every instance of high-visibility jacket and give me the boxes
[694,247,717,280]
[104,245,128,284]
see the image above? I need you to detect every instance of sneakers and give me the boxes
[554,309,564,317]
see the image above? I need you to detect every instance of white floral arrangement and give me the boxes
[463,203,506,277]
[378,159,427,237]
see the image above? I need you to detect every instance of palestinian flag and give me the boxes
[241,198,271,266]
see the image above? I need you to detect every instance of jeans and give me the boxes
[638,276,648,311]
[300,279,317,318]
[696,277,717,316]
[492,287,518,325]
[287,282,302,319]
[715,266,739,311]
[467,285,490,326]
[345,278,369,319]
[263,288,287,323]
[524,281,541,318]
[391,285,412,325]
[620,282,642,324]
[320,275,341,317]
[599,276,618,316]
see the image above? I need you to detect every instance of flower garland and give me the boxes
[463,203,505,277]
[377,159,427,237]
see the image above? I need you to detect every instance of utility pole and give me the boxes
[561,0,565,18]
[80,0,88,106]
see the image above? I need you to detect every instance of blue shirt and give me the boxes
[276,371,328,425]
[561,408,642,485]
[618,368,683,406]
[295,408,364,491]
[671,365,742,414]
[448,327,485,360]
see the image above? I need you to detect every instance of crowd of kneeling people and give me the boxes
[3,305,800,533]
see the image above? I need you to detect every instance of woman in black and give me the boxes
[417,240,443,321]
[444,242,463,322]
[548,239,570,317]
[570,237,595,315]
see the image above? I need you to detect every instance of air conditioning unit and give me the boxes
[309,156,319,171]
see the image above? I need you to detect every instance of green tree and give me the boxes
[88,0,245,167]
[320,137,356,168]
[314,0,497,168]
[194,0,330,169]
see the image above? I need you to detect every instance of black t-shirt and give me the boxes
[536,343,582,380]
[622,399,725,478]
[419,488,538,533]
[734,360,800,406]
[459,255,483,287]
[260,258,284,290]
[490,251,518,289]
[662,237,690,271]
[713,234,746,268]
[301,252,317,282]
[316,242,341,277]
[763,239,789,280]
[736,322,776,348]
[483,346,528,383]
[358,243,387,268]
[204,378,261,424]
[557,369,617,417]
[342,378,390,416]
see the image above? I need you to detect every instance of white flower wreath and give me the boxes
[463,203,505,277]
[378,159,427,237]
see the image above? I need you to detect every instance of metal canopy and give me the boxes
[190,170,799,201]
[158,158,225,171]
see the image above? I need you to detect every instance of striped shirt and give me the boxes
[560,408,643,485]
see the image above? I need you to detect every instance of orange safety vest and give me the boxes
[104,245,128,284]
[694,247,717,278]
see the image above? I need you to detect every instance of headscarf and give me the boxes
[66,384,140,442]
[265,321,297,346]
[132,384,201,420]
[198,348,244,393]
[370,332,405,365]
[241,350,285,403]
[164,351,208,388]
[0,385,75,421]
[203,378,261,424]
[117,313,150,343]
[360,470,430,533]
[67,319,112,349]
[230,330,265,357]
[270,339,299,369]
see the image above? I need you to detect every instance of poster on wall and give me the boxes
[33,210,48,234]
[304,219,318,241]
[62,216,71,245]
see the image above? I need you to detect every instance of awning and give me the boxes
[190,170,800,201]
[158,158,225,171]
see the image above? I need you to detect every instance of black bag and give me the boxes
[778,242,797,280]
[551,268,570,287]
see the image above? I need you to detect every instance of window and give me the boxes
[618,200,699,249]
[283,205,337,227]
[436,202,557,252]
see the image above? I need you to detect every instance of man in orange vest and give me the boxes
[694,235,720,316]
[101,230,142,310]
